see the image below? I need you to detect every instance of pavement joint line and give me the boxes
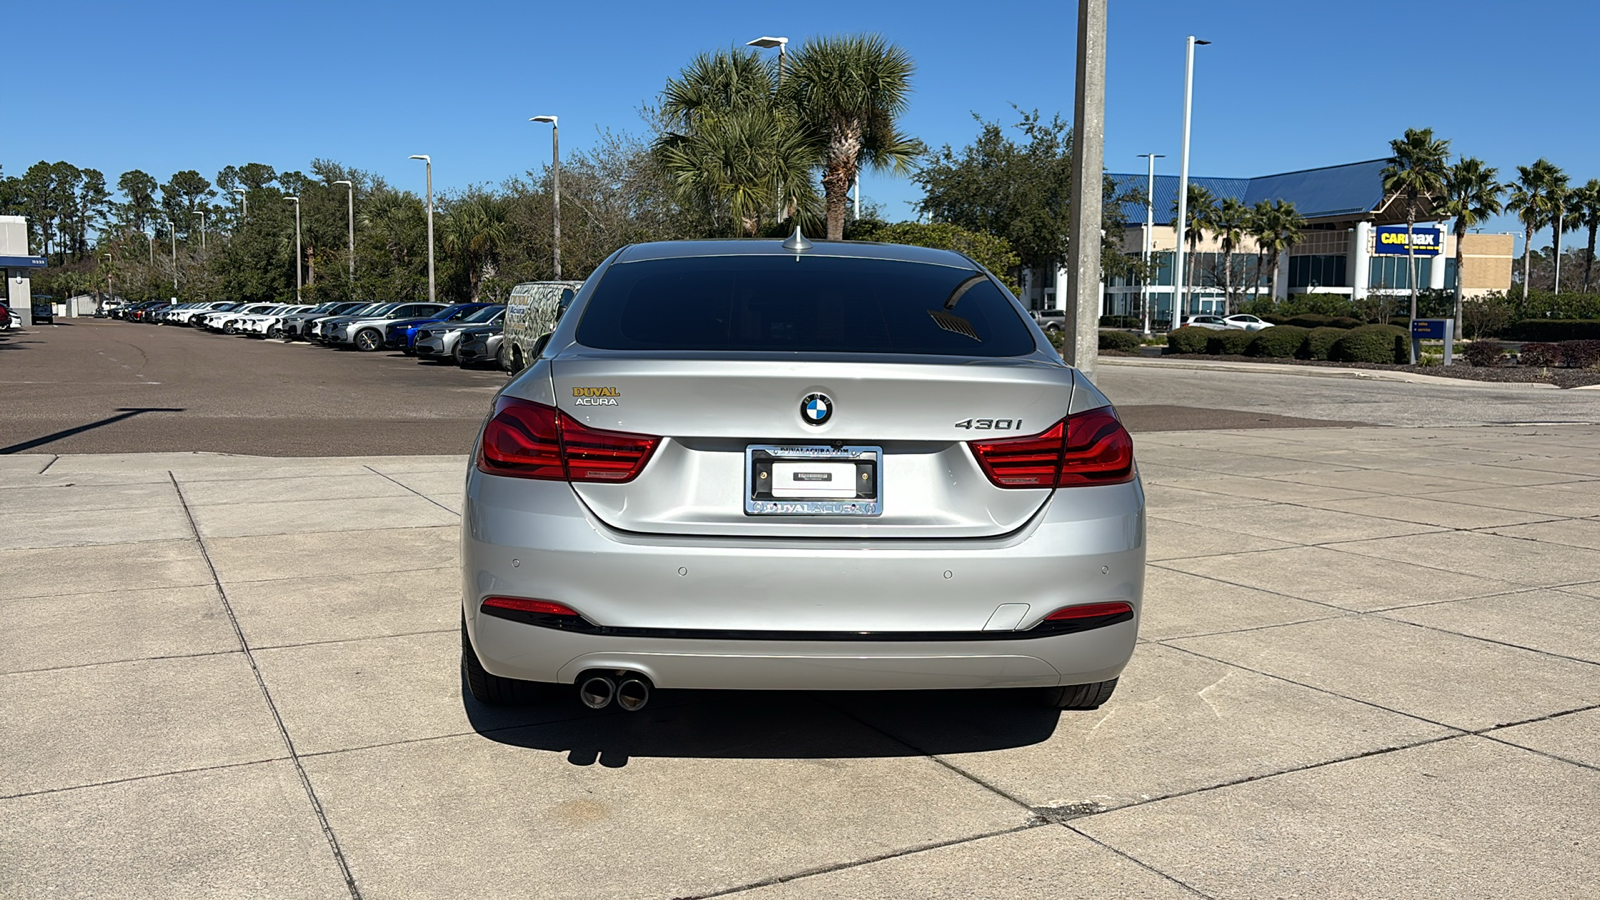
[35,455,58,474]
[1472,704,1600,775]
[362,464,461,517]
[0,755,290,802]
[213,563,456,588]
[670,822,1051,900]
[1145,560,1551,613]
[1155,641,1475,736]
[1055,826,1219,899]
[0,578,219,604]
[1368,614,1600,670]
[168,472,365,900]
[0,647,243,678]
[247,627,456,654]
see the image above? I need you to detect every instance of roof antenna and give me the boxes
[782,225,812,252]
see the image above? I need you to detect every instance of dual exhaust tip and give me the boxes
[578,672,651,712]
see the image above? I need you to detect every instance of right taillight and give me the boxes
[477,396,659,483]
[970,407,1134,489]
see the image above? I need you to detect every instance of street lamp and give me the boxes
[167,217,177,292]
[408,155,435,302]
[1137,153,1165,335]
[196,209,207,251]
[528,119,561,280]
[746,35,788,83]
[333,180,355,286]
[233,188,247,223]
[1171,36,1209,328]
[284,196,302,302]
[102,253,113,313]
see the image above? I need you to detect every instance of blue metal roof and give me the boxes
[1111,159,1389,225]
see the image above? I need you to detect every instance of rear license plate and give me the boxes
[745,445,881,516]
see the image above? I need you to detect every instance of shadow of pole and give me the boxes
[0,407,186,454]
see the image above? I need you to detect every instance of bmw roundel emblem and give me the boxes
[801,393,832,426]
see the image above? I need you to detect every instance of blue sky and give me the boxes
[10,0,1598,250]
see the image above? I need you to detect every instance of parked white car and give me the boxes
[1223,314,1273,332]
[1179,315,1231,331]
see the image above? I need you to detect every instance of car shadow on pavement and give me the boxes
[465,684,1061,767]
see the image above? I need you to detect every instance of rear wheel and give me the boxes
[354,329,383,352]
[1041,678,1118,710]
[267,326,284,340]
[461,619,556,706]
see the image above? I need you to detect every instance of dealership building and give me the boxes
[1028,159,1516,319]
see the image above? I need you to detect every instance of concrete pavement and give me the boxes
[4,424,1600,898]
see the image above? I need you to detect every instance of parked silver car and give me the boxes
[329,302,446,351]
[414,306,505,362]
[454,326,504,368]
[461,238,1144,714]
[307,303,399,343]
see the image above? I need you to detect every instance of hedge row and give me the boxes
[1099,330,1142,352]
[1165,324,1408,363]
[1260,313,1366,330]
[1475,339,1600,369]
[1505,320,1600,342]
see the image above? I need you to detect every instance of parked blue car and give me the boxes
[381,303,499,353]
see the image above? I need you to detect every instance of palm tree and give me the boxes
[1172,184,1215,322]
[1380,128,1451,333]
[1539,163,1571,293]
[441,192,509,301]
[1249,199,1304,303]
[1507,159,1562,300]
[1438,157,1503,336]
[1211,197,1249,312]
[785,35,921,240]
[1571,179,1600,293]
[656,50,820,236]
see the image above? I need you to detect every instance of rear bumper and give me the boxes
[462,474,1145,691]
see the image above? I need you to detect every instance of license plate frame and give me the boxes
[744,444,882,516]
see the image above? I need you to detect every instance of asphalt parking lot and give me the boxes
[4,321,1600,898]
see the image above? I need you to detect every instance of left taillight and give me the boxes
[970,407,1134,489]
[477,396,659,483]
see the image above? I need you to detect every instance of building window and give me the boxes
[1369,256,1433,290]
[1288,255,1348,289]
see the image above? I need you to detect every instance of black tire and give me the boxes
[1041,678,1118,710]
[267,327,284,340]
[354,329,383,352]
[461,620,532,705]
[505,345,525,374]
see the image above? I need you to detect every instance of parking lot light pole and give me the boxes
[529,119,560,280]
[197,209,207,252]
[167,218,177,291]
[1172,36,1209,329]
[103,253,113,312]
[284,196,302,303]
[746,35,788,84]
[233,188,247,224]
[409,155,435,302]
[334,180,355,286]
[1137,153,1165,336]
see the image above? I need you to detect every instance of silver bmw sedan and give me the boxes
[462,238,1145,714]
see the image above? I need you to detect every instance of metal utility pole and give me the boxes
[529,119,561,280]
[168,218,177,291]
[284,196,302,302]
[1172,36,1209,329]
[1137,153,1165,336]
[334,180,355,285]
[103,253,113,313]
[1064,0,1107,382]
[233,188,247,223]
[409,155,435,302]
[197,210,207,251]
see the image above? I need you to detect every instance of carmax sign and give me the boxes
[1375,225,1442,256]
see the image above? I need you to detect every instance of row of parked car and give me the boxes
[108,298,510,368]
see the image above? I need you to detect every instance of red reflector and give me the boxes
[477,397,659,483]
[969,408,1134,489]
[481,596,580,616]
[1044,601,1134,621]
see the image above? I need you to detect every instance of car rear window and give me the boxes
[576,255,1036,356]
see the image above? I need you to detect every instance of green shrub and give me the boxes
[1164,326,1212,354]
[1205,329,1259,355]
[1518,342,1561,367]
[1099,330,1142,352]
[1559,340,1600,369]
[1463,341,1504,367]
[1506,319,1600,342]
[1283,313,1363,330]
[1299,327,1347,360]
[1282,293,1358,317]
[1098,315,1143,329]
[1246,325,1310,358]
[1330,324,1408,364]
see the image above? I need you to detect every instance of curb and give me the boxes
[1099,356,1561,389]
